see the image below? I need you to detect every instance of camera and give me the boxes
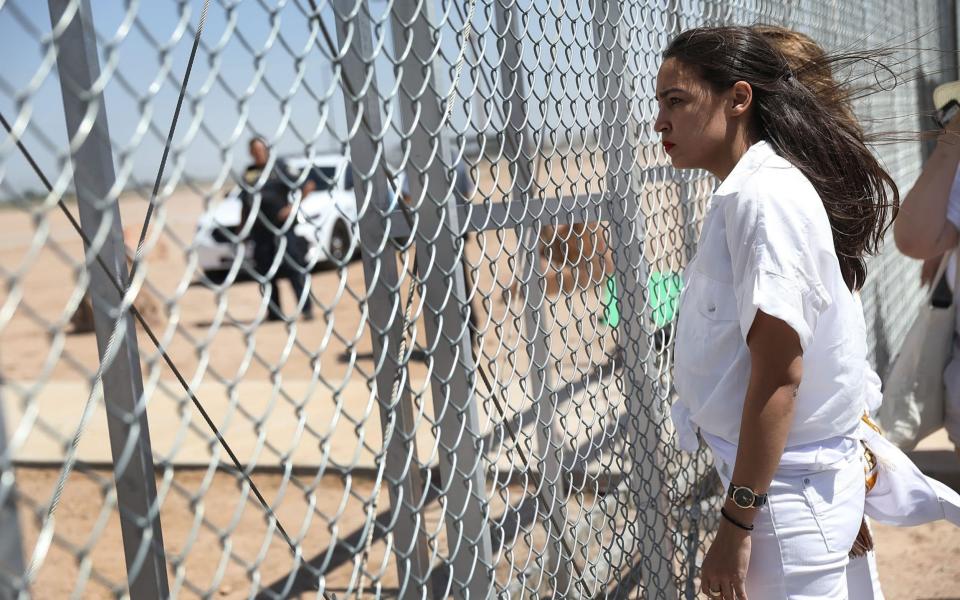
[933,80,960,129]
[934,99,960,130]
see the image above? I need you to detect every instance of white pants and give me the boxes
[847,548,884,599]
[714,454,871,599]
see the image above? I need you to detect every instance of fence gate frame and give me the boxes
[590,0,679,595]
[0,393,25,600]
[491,0,574,594]
[333,1,435,598]
[389,0,497,597]
[46,1,169,599]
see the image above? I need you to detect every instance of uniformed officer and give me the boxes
[240,137,315,322]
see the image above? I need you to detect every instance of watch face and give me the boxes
[732,487,755,508]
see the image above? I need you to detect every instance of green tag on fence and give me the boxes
[601,271,683,329]
[648,271,683,328]
[602,275,620,327]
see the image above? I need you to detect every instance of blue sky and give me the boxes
[1,0,354,196]
[0,0,678,199]
[1,1,947,201]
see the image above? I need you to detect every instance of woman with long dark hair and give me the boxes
[659,26,898,598]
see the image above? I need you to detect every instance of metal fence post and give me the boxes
[47,1,169,598]
[677,175,700,265]
[954,0,960,81]
[333,2,434,597]
[590,0,679,596]
[492,0,572,594]
[0,391,26,600]
[390,1,496,597]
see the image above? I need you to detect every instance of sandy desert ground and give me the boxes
[1,170,959,598]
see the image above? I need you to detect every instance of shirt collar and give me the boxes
[713,140,777,196]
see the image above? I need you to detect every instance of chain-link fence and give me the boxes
[0,0,954,598]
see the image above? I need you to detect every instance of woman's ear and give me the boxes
[729,81,753,117]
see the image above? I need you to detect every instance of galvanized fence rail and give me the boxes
[0,0,954,598]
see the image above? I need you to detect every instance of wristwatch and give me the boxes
[727,483,768,509]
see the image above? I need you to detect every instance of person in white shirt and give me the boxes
[656,26,899,599]
[892,86,960,458]
[754,27,960,599]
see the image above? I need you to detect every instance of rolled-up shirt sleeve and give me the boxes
[723,179,832,352]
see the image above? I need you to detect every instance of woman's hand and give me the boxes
[700,519,751,599]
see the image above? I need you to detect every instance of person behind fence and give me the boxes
[892,80,960,459]
[657,26,901,599]
[240,137,315,322]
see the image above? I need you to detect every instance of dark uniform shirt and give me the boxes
[240,159,311,276]
[240,159,297,239]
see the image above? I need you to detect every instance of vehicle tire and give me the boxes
[199,267,254,285]
[201,269,230,284]
[327,220,353,264]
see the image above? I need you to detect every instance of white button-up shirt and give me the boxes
[672,141,866,452]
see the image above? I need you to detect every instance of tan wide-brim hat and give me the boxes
[934,80,960,109]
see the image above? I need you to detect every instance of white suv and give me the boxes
[194,155,364,282]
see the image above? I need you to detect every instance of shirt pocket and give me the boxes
[675,273,742,374]
[800,457,866,554]
[694,279,739,321]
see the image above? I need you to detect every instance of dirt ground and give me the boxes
[13,468,407,599]
[2,176,960,598]
[872,520,960,600]
[9,466,960,599]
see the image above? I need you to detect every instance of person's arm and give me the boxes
[277,162,315,222]
[301,178,316,198]
[894,120,960,259]
[700,173,827,599]
[729,312,802,516]
[237,166,262,234]
[699,311,801,600]
[280,179,315,221]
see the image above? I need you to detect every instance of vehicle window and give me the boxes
[307,166,338,192]
[343,167,354,191]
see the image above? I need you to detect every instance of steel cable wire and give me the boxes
[0,5,365,574]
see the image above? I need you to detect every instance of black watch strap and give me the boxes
[727,483,768,508]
